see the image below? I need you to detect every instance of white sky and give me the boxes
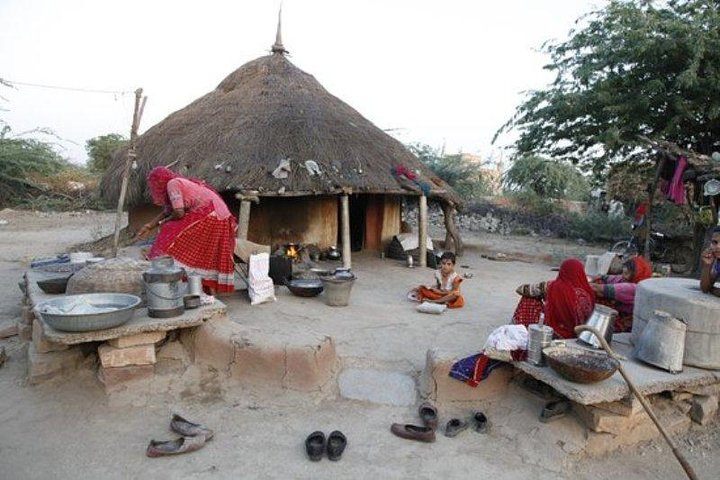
[0,0,606,166]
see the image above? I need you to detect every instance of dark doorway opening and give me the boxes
[338,195,367,252]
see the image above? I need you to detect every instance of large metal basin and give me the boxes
[35,293,141,332]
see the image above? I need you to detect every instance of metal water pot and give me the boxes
[577,305,617,349]
[634,310,686,374]
[143,256,185,318]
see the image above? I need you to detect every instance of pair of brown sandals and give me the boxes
[391,402,489,442]
[146,414,214,458]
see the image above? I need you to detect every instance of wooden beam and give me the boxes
[442,202,464,256]
[237,199,252,241]
[419,194,428,267]
[112,88,146,257]
[341,194,351,268]
[644,155,668,261]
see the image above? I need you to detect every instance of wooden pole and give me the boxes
[341,194,351,268]
[644,155,668,261]
[237,200,252,241]
[419,194,428,267]
[442,202,463,256]
[112,88,146,257]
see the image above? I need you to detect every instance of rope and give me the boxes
[1,78,132,95]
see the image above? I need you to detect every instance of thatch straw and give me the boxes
[100,52,461,207]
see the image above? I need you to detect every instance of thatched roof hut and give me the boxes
[101,21,462,260]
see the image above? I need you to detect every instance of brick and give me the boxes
[97,364,154,392]
[592,397,643,417]
[107,331,166,349]
[690,395,718,426]
[27,343,83,384]
[98,344,156,368]
[0,320,18,338]
[573,403,650,434]
[419,348,511,403]
[32,318,68,353]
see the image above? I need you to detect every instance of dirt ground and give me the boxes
[0,209,718,480]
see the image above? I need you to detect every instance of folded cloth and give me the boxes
[449,350,526,387]
[416,301,447,314]
[483,324,528,351]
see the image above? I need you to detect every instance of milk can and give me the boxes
[143,256,185,318]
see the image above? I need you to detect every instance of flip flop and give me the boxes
[539,399,571,423]
[444,418,469,438]
[418,402,439,430]
[472,411,489,434]
[146,435,206,457]
[326,430,347,461]
[305,431,326,462]
[170,414,214,440]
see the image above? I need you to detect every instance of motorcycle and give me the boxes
[610,226,694,275]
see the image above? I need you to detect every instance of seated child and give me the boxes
[414,252,465,309]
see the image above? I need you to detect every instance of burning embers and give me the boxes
[284,243,300,261]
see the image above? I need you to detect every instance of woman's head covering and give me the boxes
[147,167,178,206]
[545,258,595,338]
[630,256,652,283]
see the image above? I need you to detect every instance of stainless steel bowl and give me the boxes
[35,293,141,332]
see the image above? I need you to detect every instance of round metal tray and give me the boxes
[35,293,141,332]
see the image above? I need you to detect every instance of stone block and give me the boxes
[27,343,83,384]
[690,395,718,426]
[420,348,511,403]
[284,337,337,391]
[108,331,166,349]
[585,399,691,456]
[98,344,156,368]
[17,321,32,342]
[97,364,155,392]
[682,382,720,397]
[592,397,643,417]
[0,320,18,338]
[573,403,649,434]
[32,319,68,353]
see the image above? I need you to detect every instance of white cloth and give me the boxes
[416,301,447,314]
[483,324,528,352]
[248,253,276,305]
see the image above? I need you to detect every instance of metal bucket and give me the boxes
[578,305,617,349]
[143,256,185,318]
[528,324,554,366]
[634,310,686,374]
[321,277,355,307]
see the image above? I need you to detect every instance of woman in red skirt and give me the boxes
[137,167,236,294]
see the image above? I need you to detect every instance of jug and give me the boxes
[143,256,185,318]
[577,305,617,349]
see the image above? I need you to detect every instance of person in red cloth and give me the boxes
[591,255,652,332]
[414,251,464,308]
[512,258,595,338]
[137,167,237,295]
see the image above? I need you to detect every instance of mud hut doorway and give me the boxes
[341,195,367,252]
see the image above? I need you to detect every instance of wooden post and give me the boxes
[341,194,351,268]
[112,88,147,257]
[419,194,428,267]
[644,154,668,261]
[237,200,252,241]
[442,202,463,256]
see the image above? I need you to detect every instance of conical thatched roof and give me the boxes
[100,51,461,207]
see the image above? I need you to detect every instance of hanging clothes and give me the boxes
[667,156,687,205]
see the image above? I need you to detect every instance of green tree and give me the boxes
[408,143,492,200]
[0,125,69,205]
[495,0,720,174]
[503,155,590,200]
[85,133,128,172]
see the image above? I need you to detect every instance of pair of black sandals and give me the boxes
[305,430,347,461]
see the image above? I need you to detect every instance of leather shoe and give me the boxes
[305,431,326,461]
[326,430,347,461]
[146,436,206,457]
[472,411,489,433]
[418,402,439,430]
[390,423,436,443]
[170,414,214,440]
[444,418,469,438]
